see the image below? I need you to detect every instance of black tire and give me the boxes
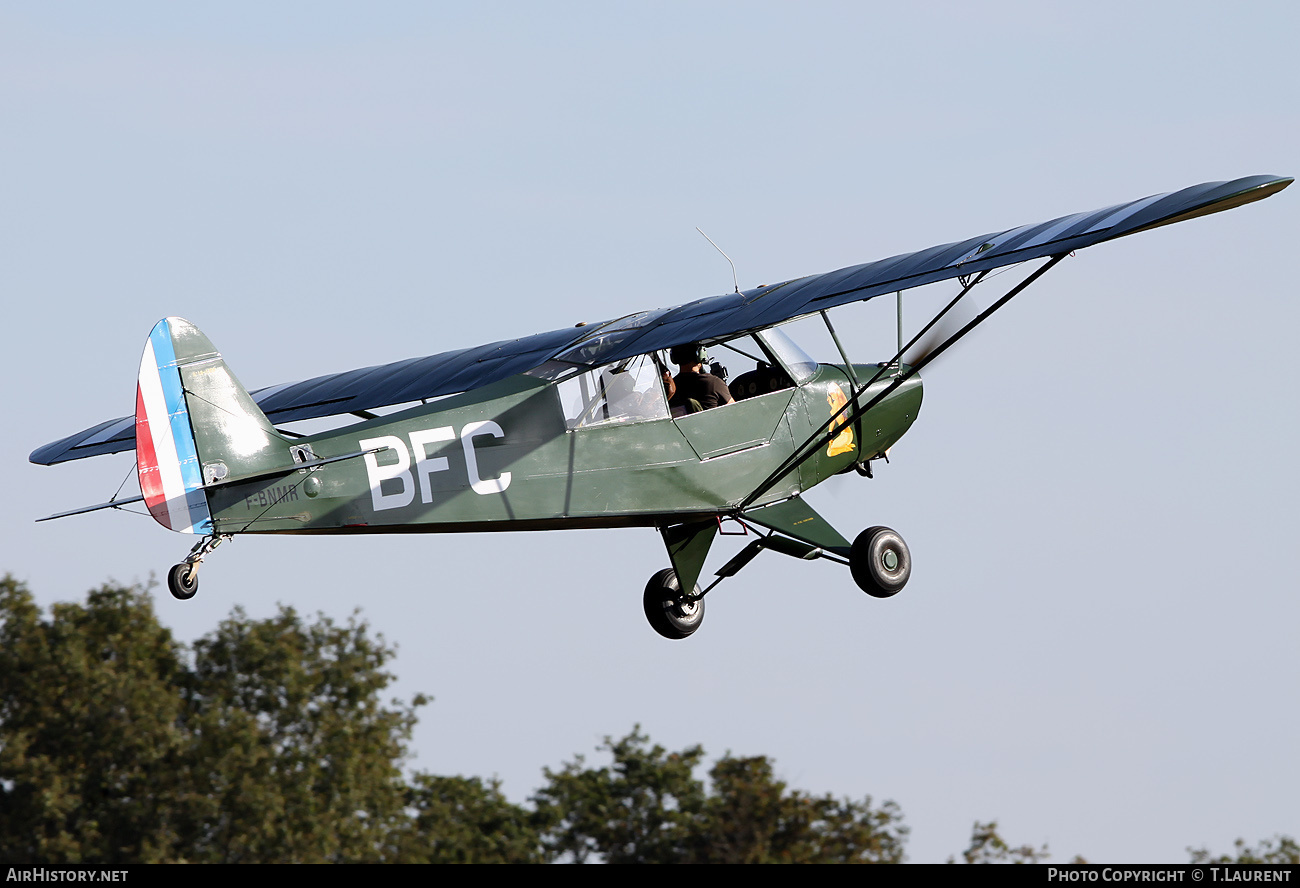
[643,568,705,639]
[167,563,198,601]
[850,526,911,598]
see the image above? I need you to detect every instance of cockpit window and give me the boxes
[547,324,819,422]
[556,353,670,428]
[756,326,818,384]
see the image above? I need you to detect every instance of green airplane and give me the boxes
[32,175,1290,639]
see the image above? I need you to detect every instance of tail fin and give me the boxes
[135,317,289,533]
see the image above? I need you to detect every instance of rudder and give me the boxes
[135,317,289,533]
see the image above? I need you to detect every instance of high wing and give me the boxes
[31,174,1290,466]
[29,325,592,465]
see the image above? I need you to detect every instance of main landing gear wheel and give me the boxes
[643,568,705,639]
[850,526,911,599]
[167,562,199,600]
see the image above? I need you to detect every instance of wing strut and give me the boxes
[737,254,1067,510]
[820,310,860,389]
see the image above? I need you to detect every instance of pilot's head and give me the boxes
[669,343,708,367]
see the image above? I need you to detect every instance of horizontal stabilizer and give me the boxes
[37,495,146,523]
[36,447,385,524]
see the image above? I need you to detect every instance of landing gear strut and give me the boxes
[643,568,705,639]
[166,533,231,601]
[849,526,911,598]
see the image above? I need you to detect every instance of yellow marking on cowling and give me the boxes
[826,386,855,458]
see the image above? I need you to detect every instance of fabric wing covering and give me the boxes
[31,174,1290,466]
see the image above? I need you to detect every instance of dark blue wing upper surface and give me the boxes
[567,174,1290,365]
[29,326,590,464]
[31,174,1290,465]
[250,325,587,424]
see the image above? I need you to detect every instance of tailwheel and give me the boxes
[850,526,911,598]
[165,533,231,601]
[167,562,199,600]
[643,568,705,639]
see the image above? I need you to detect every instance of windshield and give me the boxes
[756,326,818,384]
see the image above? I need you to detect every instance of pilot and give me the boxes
[668,343,734,415]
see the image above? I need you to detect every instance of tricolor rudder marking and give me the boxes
[134,318,212,534]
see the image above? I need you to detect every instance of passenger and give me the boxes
[600,368,639,419]
[661,369,676,402]
[668,343,734,415]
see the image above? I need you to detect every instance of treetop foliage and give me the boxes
[0,575,421,863]
[533,728,908,863]
[1,575,1292,864]
[948,821,1051,864]
[1188,836,1300,865]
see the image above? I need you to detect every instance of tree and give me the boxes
[6,574,1291,864]
[177,604,424,862]
[0,575,425,864]
[0,577,189,863]
[949,821,1051,864]
[533,728,707,863]
[533,729,907,863]
[687,754,907,863]
[398,774,546,863]
[1189,836,1300,864]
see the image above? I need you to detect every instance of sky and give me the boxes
[3,1,1297,864]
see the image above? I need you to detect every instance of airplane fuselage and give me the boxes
[205,364,923,536]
